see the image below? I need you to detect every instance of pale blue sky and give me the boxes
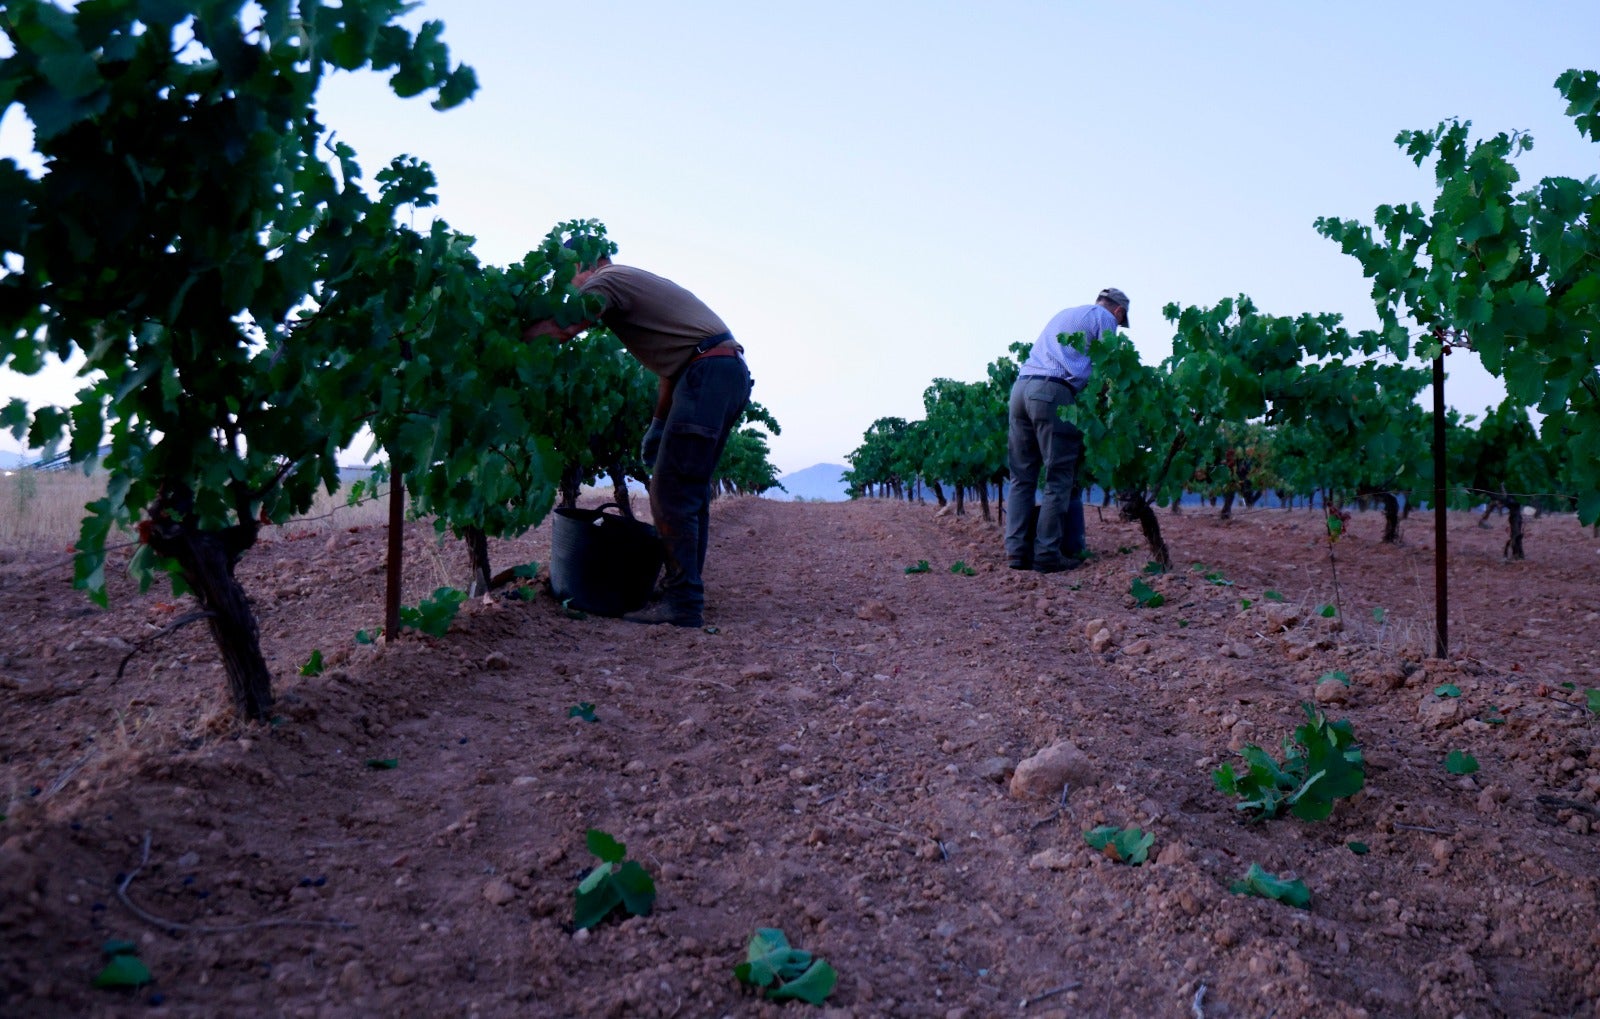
[3,2,1598,472]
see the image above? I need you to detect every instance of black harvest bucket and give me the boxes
[548,503,664,616]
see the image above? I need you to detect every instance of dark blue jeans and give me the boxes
[650,356,752,615]
[1005,376,1084,567]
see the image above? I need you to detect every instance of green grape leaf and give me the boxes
[399,587,466,636]
[1083,825,1155,865]
[1231,863,1311,909]
[92,954,153,989]
[768,959,838,1004]
[1130,578,1165,608]
[735,928,837,1004]
[585,829,626,864]
[611,860,657,917]
[573,873,622,930]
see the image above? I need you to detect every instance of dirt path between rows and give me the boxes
[2,496,1598,1017]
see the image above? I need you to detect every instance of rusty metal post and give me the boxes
[1432,356,1448,658]
[386,474,404,639]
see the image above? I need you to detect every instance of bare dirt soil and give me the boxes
[2,496,1598,1018]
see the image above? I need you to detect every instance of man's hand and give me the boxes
[640,418,665,464]
[522,319,582,343]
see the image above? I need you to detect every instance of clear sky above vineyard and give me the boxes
[2,1,1597,473]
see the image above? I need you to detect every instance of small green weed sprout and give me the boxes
[1214,703,1364,822]
[400,587,467,636]
[93,940,152,989]
[734,928,837,1004]
[1083,825,1154,865]
[574,830,655,929]
[1230,864,1311,909]
[1130,578,1165,608]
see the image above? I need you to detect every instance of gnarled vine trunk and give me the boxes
[1362,489,1401,543]
[146,493,272,720]
[608,463,635,519]
[929,480,947,507]
[1119,489,1171,569]
[1503,491,1525,560]
[464,525,491,597]
[558,464,582,510]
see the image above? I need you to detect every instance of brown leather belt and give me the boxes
[691,345,742,362]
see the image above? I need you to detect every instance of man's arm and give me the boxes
[638,374,675,465]
[521,319,586,343]
[522,285,606,343]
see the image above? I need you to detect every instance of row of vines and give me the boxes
[846,70,1600,570]
[0,2,780,720]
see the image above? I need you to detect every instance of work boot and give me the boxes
[622,602,703,628]
[1033,559,1080,575]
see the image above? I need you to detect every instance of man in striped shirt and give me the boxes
[1004,288,1129,573]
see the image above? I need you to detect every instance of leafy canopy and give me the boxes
[0,0,476,601]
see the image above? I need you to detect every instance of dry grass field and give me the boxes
[0,470,115,552]
[0,469,393,554]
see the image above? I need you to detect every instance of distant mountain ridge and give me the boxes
[768,463,848,502]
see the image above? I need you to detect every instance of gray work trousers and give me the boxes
[1004,376,1084,569]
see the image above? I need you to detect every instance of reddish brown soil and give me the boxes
[2,497,1598,1018]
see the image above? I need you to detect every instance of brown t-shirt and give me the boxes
[578,264,731,378]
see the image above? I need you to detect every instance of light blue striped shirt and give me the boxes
[1020,304,1118,390]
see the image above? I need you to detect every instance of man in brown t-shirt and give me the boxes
[524,254,752,627]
